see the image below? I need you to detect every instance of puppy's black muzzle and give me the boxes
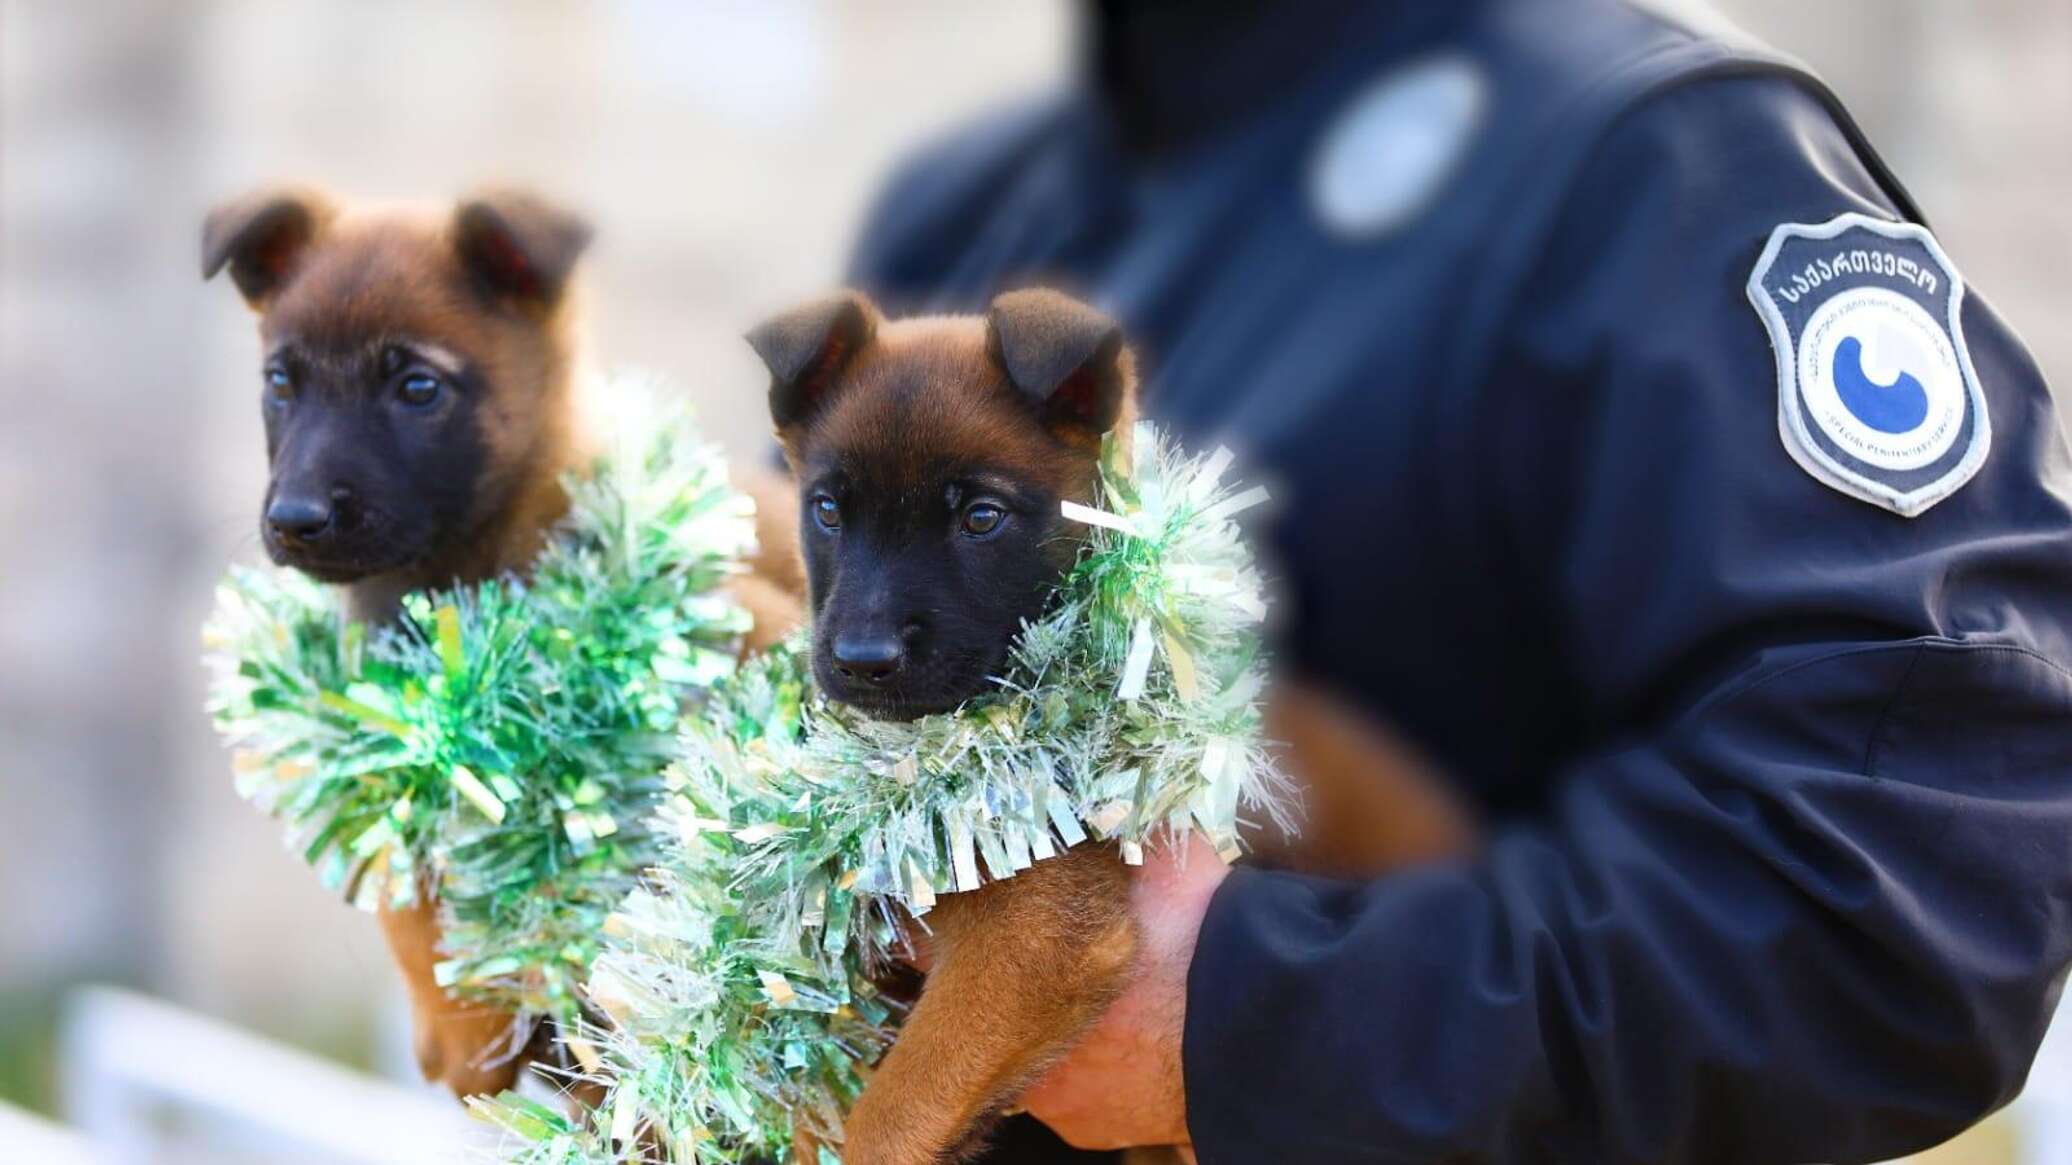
[831,630,907,684]
[265,485,350,543]
[261,474,417,584]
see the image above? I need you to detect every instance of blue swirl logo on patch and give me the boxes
[1747,212,1988,517]
[1832,335,1929,434]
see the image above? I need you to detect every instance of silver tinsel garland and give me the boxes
[204,384,758,1030]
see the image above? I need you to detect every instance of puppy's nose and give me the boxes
[266,493,334,541]
[832,632,905,683]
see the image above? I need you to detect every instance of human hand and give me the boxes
[1013,832,1229,1157]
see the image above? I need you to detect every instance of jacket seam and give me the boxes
[1861,643,1927,779]
[1685,637,2072,727]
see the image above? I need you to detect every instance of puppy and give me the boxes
[203,186,803,1099]
[748,289,1473,1163]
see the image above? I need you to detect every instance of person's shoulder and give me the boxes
[846,93,1076,304]
[1483,0,1785,97]
[1465,0,1920,228]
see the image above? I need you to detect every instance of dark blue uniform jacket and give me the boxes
[848,2,2072,1160]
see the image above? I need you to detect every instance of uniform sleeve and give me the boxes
[1183,74,2072,1164]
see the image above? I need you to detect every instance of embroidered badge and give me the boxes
[1748,213,1988,516]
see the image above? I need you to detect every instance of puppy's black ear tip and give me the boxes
[200,186,334,305]
[749,290,882,430]
[986,287,1130,435]
[201,229,236,280]
[453,188,593,308]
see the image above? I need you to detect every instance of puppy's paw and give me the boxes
[836,1104,952,1165]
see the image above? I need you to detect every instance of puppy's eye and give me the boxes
[961,502,1005,537]
[813,495,842,531]
[265,367,294,400]
[397,372,442,407]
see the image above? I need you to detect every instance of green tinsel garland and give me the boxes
[204,385,758,1031]
[480,422,1291,1163]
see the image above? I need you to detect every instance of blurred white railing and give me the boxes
[57,986,493,1164]
[0,1098,93,1165]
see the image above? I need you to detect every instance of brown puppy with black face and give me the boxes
[203,185,804,1099]
[750,288,1141,1164]
[751,288,1476,1163]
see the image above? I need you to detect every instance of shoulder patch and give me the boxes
[1747,212,1988,516]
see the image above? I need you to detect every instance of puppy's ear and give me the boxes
[987,289,1129,438]
[452,189,592,309]
[747,290,881,431]
[202,186,336,309]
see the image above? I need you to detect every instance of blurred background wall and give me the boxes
[1,0,2067,1152]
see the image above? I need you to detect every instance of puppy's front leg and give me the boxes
[841,846,1137,1165]
[375,895,527,1097]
